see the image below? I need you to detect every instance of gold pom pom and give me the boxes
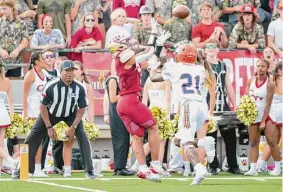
[6,114,23,139]
[236,95,258,126]
[83,121,100,140]
[23,117,36,135]
[207,117,218,133]
[151,106,176,139]
[53,121,69,141]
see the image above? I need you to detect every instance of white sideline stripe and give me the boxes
[0,177,281,181]
[28,180,107,192]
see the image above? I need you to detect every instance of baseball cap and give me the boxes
[139,5,153,14]
[60,60,77,71]
[241,4,255,13]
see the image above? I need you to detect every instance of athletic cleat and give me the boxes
[150,162,171,177]
[130,161,139,173]
[268,169,281,176]
[63,169,72,177]
[33,170,49,177]
[190,164,208,185]
[85,171,97,179]
[137,169,161,182]
[244,169,259,176]
[183,170,193,177]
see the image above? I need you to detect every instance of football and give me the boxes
[172,5,190,19]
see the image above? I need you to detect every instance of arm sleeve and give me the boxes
[30,30,39,46]
[78,87,88,108]
[267,21,275,36]
[55,29,66,45]
[257,25,266,49]
[228,24,239,48]
[41,85,53,105]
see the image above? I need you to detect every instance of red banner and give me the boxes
[83,50,263,115]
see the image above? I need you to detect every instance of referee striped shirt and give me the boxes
[41,77,88,117]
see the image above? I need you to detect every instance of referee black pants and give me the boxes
[41,136,64,170]
[24,113,93,174]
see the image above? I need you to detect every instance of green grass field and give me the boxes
[0,172,282,192]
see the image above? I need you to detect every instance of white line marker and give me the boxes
[28,180,107,192]
[0,177,281,182]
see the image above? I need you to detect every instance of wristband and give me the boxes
[46,125,53,129]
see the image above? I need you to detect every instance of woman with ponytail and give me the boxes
[0,61,17,176]
[22,51,48,177]
[258,61,282,175]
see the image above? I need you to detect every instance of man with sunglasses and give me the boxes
[204,42,241,175]
[267,1,283,58]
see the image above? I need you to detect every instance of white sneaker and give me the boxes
[190,164,208,185]
[63,169,72,177]
[269,169,281,176]
[137,168,161,182]
[130,161,139,172]
[244,169,258,176]
[150,162,171,177]
[33,170,49,177]
[198,137,215,163]
[257,167,268,173]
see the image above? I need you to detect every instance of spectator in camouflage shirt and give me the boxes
[0,0,29,79]
[133,5,162,46]
[222,0,260,25]
[146,0,173,25]
[163,5,192,48]
[228,5,265,53]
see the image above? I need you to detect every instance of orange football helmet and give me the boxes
[175,45,197,64]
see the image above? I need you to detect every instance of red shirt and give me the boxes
[115,58,142,96]
[69,27,103,62]
[112,0,145,19]
[192,22,224,42]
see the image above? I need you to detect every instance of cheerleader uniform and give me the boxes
[0,91,11,128]
[27,68,47,118]
[272,94,282,126]
[148,90,165,109]
[249,77,276,124]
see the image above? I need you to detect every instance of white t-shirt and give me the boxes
[267,18,283,50]
[105,24,133,48]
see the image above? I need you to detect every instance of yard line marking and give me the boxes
[28,180,107,192]
[0,177,281,181]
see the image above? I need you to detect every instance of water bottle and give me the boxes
[239,148,249,172]
[92,150,101,174]
[101,150,111,172]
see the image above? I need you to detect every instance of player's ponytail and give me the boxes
[73,61,90,84]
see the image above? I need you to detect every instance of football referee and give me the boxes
[18,60,95,179]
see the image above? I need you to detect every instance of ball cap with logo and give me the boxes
[60,60,77,71]
[241,4,255,13]
[139,5,153,14]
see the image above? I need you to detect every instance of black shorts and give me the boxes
[5,67,21,78]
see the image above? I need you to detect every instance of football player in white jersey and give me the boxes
[258,61,282,175]
[162,44,215,185]
[245,59,281,176]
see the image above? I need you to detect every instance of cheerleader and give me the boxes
[244,59,282,176]
[263,46,277,74]
[130,56,171,177]
[258,61,282,175]
[0,64,18,175]
[22,51,48,177]
[61,61,95,177]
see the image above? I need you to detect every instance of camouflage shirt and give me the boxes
[228,22,265,48]
[146,0,173,20]
[133,22,162,46]
[0,17,29,67]
[223,0,261,22]
[190,0,223,26]
[15,0,34,35]
[163,18,192,47]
